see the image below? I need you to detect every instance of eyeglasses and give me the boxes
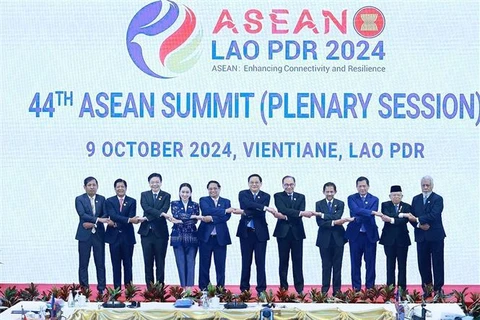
[283,183,295,187]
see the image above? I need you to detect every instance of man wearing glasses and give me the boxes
[235,174,277,296]
[273,176,313,294]
[378,185,412,291]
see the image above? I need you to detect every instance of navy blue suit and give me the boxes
[345,193,379,290]
[236,189,270,294]
[104,195,137,289]
[138,190,171,287]
[379,201,411,290]
[411,192,446,292]
[198,196,232,290]
[273,191,306,294]
[316,198,347,293]
[75,193,106,292]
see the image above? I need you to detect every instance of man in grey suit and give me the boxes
[315,182,352,294]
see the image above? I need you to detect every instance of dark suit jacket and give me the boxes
[75,193,106,241]
[104,195,137,245]
[198,196,232,246]
[236,189,270,242]
[379,201,411,246]
[273,191,306,240]
[411,192,446,242]
[315,198,347,248]
[345,193,379,243]
[138,190,171,239]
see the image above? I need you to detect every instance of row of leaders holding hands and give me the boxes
[75,173,445,299]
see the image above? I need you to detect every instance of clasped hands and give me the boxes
[83,216,146,229]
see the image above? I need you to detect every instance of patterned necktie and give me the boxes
[423,195,427,204]
[89,196,96,234]
[119,198,124,212]
[153,193,158,203]
[90,197,96,215]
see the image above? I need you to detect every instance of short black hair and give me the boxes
[148,173,162,182]
[114,179,127,188]
[84,176,98,186]
[207,180,221,189]
[356,176,369,186]
[323,182,337,192]
[248,174,262,183]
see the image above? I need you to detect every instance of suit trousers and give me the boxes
[383,244,408,290]
[140,231,168,287]
[240,230,267,294]
[277,229,304,293]
[349,233,377,290]
[319,241,344,293]
[109,235,134,289]
[198,235,227,290]
[417,239,444,291]
[173,245,198,287]
[78,232,106,292]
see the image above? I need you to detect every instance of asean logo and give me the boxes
[353,6,385,38]
[126,0,202,79]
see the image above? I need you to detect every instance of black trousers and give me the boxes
[277,229,304,293]
[78,233,106,292]
[239,230,267,294]
[383,244,408,289]
[141,231,168,287]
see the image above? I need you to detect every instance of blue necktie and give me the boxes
[423,195,427,204]
[247,193,256,229]
[328,201,332,213]
[360,196,366,232]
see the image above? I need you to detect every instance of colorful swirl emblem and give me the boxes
[126,0,202,79]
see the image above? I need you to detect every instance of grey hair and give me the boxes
[421,175,434,186]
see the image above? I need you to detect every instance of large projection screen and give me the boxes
[1,0,479,287]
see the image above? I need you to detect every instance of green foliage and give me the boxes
[0,286,21,307]
[141,282,170,302]
[19,283,39,301]
[125,282,141,301]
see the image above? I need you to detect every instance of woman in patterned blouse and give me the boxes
[170,183,200,289]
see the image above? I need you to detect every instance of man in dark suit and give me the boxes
[273,175,310,294]
[406,176,446,297]
[235,174,277,295]
[379,185,412,291]
[138,173,172,288]
[315,182,352,294]
[345,176,382,291]
[75,176,109,294]
[198,180,237,290]
[105,179,141,290]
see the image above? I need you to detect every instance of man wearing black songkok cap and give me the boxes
[379,185,412,291]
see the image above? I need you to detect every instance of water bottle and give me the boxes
[68,290,74,308]
[201,291,209,309]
